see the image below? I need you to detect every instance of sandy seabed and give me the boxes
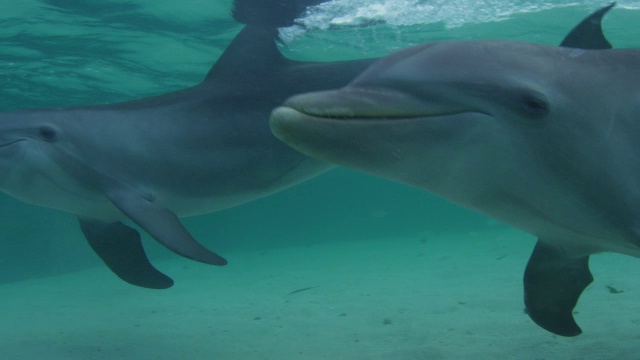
[1,228,639,359]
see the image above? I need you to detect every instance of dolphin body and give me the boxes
[270,5,624,336]
[0,0,376,289]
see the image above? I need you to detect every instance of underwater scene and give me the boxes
[1,0,640,358]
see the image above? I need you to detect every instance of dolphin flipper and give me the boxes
[105,188,228,266]
[79,218,174,289]
[523,241,593,336]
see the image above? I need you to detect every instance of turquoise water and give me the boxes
[1,1,640,359]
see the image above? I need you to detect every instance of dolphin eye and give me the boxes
[38,126,57,142]
[519,92,549,118]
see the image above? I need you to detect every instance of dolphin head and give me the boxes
[270,40,617,188]
[0,110,104,214]
[0,111,62,183]
[270,40,640,242]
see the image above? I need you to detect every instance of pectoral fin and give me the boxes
[523,240,593,336]
[106,187,228,266]
[79,218,174,289]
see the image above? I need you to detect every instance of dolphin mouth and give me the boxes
[281,87,475,121]
[278,106,471,122]
[0,139,25,148]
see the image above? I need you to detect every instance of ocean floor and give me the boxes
[1,228,639,359]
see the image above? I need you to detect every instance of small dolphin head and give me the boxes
[0,110,97,212]
[0,112,62,177]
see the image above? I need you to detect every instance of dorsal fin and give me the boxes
[203,0,330,84]
[560,3,615,49]
[203,25,286,83]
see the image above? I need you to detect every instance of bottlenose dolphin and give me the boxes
[0,0,377,289]
[270,4,624,336]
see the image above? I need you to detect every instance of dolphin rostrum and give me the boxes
[0,0,378,289]
[270,4,625,336]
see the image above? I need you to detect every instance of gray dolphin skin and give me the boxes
[270,4,625,336]
[0,0,377,289]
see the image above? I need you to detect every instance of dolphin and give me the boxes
[270,4,625,336]
[0,0,378,289]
